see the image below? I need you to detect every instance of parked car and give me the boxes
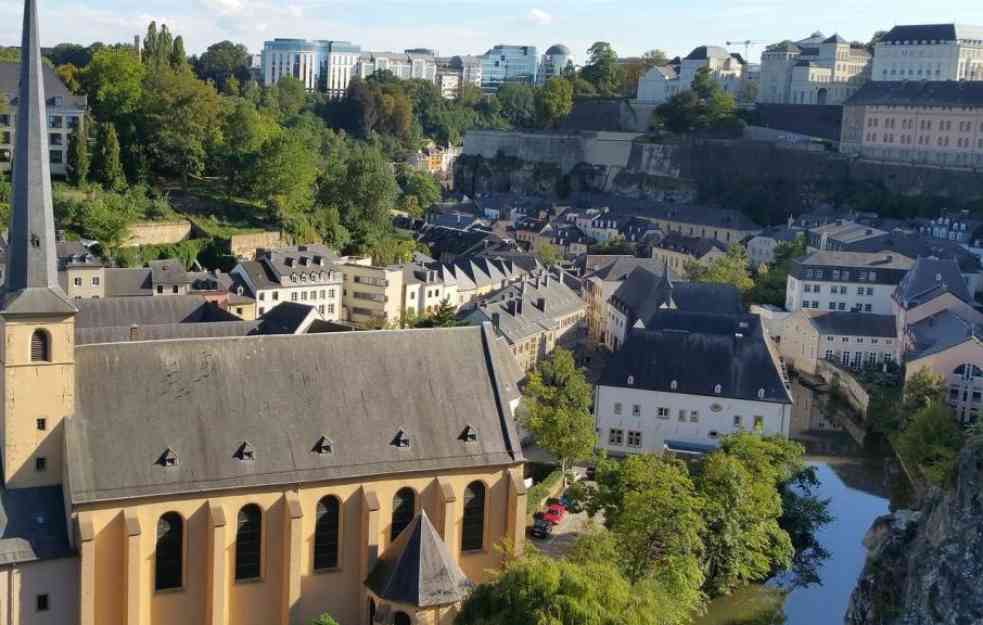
[530,516,553,539]
[542,502,566,525]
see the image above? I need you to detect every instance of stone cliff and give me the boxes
[845,440,983,625]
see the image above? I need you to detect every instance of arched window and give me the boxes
[155,512,183,591]
[314,496,340,570]
[30,330,49,362]
[461,482,485,552]
[394,611,411,625]
[391,488,415,541]
[235,504,262,580]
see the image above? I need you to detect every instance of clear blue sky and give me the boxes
[2,0,983,62]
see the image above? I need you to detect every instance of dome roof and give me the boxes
[546,44,571,56]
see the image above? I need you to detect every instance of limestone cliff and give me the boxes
[845,441,983,625]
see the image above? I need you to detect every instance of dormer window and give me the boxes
[757,388,766,399]
[626,376,634,386]
[156,448,179,467]
[311,436,334,455]
[234,442,255,462]
[714,384,723,394]
[670,380,678,391]
[460,425,479,442]
[391,430,410,449]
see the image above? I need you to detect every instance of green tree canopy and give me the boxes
[894,402,963,486]
[195,40,252,91]
[581,42,624,96]
[81,47,146,121]
[397,168,441,217]
[536,77,574,128]
[687,244,754,293]
[496,82,537,128]
[747,236,807,306]
[67,118,90,186]
[92,122,126,191]
[522,348,596,482]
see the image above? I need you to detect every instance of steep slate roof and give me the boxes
[0,61,85,106]
[148,259,191,286]
[365,511,472,607]
[611,267,743,328]
[74,295,237,329]
[0,483,73,565]
[685,45,730,60]
[103,268,154,297]
[894,257,972,308]
[236,260,280,290]
[805,311,897,338]
[845,81,983,108]
[846,233,981,273]
[823,34,848,44]
[586,257,677,283]
[601,312,791,404]
[652,232,726,257]
[909,309,983,359]
[797,250,915,271]
[467,271,585,343]
[66,325,523,504]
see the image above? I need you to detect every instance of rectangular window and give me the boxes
[656,407,669,418]
[291,293,298,302]
[608,429,624,446]
[678,409,687,422]
[633,404,642,417]
[864,304,872,312]
[49,150,63,164]
[92,276,100,286]
[690,411,699,423]
[627,431,642,448]
[866,288,873,296]
[36,594,49,612]
[73,277,82,287]
[613,402,622,415]
[35,457,47,472]
[37,418,47,430]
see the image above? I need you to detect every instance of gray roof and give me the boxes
[879,24,983,44]
[846,234,981,273]
[365,511,472,607]
[148,259,190,286]
[685,45,730,61]
[545,44,571,56]
[466,271,585,343]
[601,312,791,404]
[0,483,73,565]
[909,309,983,360]
[236,260,280,291]
[585,256,677,283]
[652,232,726,257]
[611,267,743,328]
[0,1,76,317]
[104,268,153,297]
[823,34,847,44]
[797,250,915,271]
[262,245,338,280]
[894,257,972,309]
[845,81,983,108]
[806,311,897,338]
[0,61,84,106]
[74,295,238,330]
[66,325,523,504]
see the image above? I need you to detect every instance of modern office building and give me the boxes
[355,51,438,82]
[261,38,362,97]
[480,45,538,89]
[872,24,983,82]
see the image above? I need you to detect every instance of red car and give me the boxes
[542,503,566,525]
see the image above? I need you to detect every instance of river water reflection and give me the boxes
[694,415,893,625]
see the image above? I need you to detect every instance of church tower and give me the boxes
[0,0,77,490]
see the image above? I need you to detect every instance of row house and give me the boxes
[232,244,343,320]
[650,233,727,277]
[778,310,900,374]
[786,251,915,315]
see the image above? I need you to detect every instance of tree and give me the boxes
[310,614,339,625]
[522,348,595,485]
[641,49,670,68]
[277,75,307,118]
[169,36,187,69]
[139,66,223,185]
[81,47,146,122]
[218,99,279,196]
[581,42,624,96]
[78,190,140,254]
[496,83,537,128]
[249,129,319,219]
[67,119,90,186]
[56,63,82,93]
[46,43,93,68]
[747,235,807,306]
[697,452,793,595]
[688,244,754,293]
[93,123,126,191]
[691,66,718,100]
[591,454,706,590]
[413,299,462,328]
[893,402,963,486]
[533,240,562,266]
[195,41,252,91]
[398,168,441,216]
[535,77,574,128]
[902,368,946,416]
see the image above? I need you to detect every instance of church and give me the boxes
[0,2,527,624]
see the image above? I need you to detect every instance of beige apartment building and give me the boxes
[650,233,727,277]
[778,310,900,375]
[758,32,870,105]
[840,81,983,169]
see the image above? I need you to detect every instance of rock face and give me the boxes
[845,442,983,625]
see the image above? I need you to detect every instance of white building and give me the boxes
[758,32,871,105]
[786,251,914,315]
[261,39,361,97]
[637,45,747,105]
[872,24,983,82]
[232,244,343,320]
[595,312,793,455]
[356,51,437,82]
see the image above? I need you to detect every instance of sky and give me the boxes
[2,0,983,63]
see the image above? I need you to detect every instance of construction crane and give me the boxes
[726,39,768,60]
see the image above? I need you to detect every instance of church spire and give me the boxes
[3,0,75,315]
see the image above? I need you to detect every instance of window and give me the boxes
[73,277,82,287]
[613,402,622,415]
[608,428,624,445]
[35,457,47,472]
[690,411,699,423]
[92,276,100,286]
[391,488,415,541]
[627,431,642,448]
[753,416,765,431]
[394,612,411,625]
[36,594,49,612]
[678,409,687,422]
[36,418,46,431]
[31,329,50,362]
[733,415,743,428]
[235,504,262,581]
[657,407,669,419]
[49,150,63,164]
[461,482,485,551]
[632,404,642,417]
[314,496,340,570]
[155,512,183,590]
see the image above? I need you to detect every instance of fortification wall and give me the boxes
[122,220,192,248]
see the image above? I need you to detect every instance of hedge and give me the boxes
[526,470,563,516]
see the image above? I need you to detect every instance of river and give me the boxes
[694,395,899,625]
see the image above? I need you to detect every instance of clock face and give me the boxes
[710,403,723,413]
